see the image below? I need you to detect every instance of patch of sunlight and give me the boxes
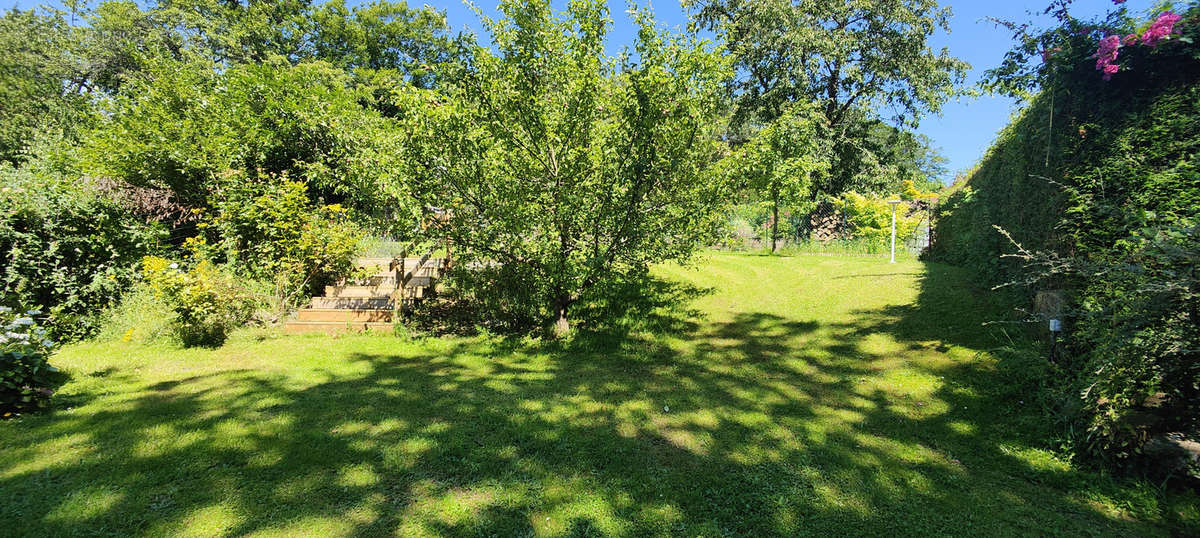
[616,421,639,438]
[659,427,711,455]
[812,479,870,516]
[44,486,123,523]
[398,485,501,534]
[812,405,867,424]
[159,504,241,538]
[948,421,976,435]
[638,502,684,531]
[533,478,630,536]
[275,472,328,501]
[368,418,408,435]
[686,408,720,429]
[338,463,379,488]
[132,425,204,458]
[250,515,358,538]
[0,433,94,478]
[483,379,518,393]
[383,436,436,468]
[422,421,450,434]
[246,448,283,467]
[997,443,1073,473]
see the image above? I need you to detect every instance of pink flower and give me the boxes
[1141,11,1183,47]
[1094,34,1121,79]
[1123,33,1138,45]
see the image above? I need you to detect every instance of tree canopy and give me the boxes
[395,0,731,335]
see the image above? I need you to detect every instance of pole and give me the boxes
[888,201,899,263]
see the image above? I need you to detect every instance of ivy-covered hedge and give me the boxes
[930,7,1200,472]
[932,11,1200,280]
[0,164,165,340]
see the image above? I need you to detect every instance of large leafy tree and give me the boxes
[716,103,830,251]
[688,0,968,195]
[0,8,91,164]
[84,59,403,214]
[397,0,730,335]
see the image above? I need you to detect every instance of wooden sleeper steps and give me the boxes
[283,256,447,334]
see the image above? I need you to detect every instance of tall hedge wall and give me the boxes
[930,23,1200,284]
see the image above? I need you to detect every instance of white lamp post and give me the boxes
[887,200,902,263]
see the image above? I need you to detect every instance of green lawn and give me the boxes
[2,252,1196,536]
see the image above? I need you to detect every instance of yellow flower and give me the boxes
[122,329,134,342]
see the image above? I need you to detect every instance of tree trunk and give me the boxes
[771,185,780,252]
[552,298,571,338]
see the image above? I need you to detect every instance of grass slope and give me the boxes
[2,252,1196,536]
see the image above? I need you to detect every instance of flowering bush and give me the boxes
[1093,10,1186,80]
[140,256,254,347]
[835,192,922,251]
[1,307,60,416]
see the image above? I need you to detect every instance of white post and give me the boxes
[887,200,901,264]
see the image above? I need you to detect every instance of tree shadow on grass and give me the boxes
[0,263,1188,536]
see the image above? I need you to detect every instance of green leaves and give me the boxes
[396,0,731,332]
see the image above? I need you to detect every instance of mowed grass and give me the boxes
[2,252,1197,536]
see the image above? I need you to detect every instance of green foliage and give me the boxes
[0,163,165,340]
[95,283,175,345]
[84,59,405,214]
[202,174,363,306]
[1071,219,1199,465]
[688,0,967,197]
[715,103,830,250]
[0,307,60,416]
[932,5,1200,471]
[396,0,731,335]
[836,192,921,249]
[309,0,457,87]
[0,8,92,164]
[140,256,254,347]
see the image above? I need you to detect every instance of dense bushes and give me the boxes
[140,256,254,347]
[202,174,363,304]
[931,6,1200,473]
[0,163,164,339]
[836,192,922,250]
[0,307,60,416]
[84,60,410,220]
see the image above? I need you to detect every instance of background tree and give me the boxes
[715,103,830,251]
[687,0,968,195]
[0,8,90,164]
[396,0,730,335]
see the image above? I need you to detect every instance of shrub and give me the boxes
[140,256,254,347]
[203,174,363,308]
[1,307,60,416]
[0,162,164,340]
[835,192,921,251]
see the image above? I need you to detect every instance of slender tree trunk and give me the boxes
[771,184,780,252]
[553,296,571,338]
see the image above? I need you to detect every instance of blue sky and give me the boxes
[13,0,1162,182]
[429,0,1160,183]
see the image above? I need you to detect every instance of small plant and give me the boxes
[140,256,254,347]
[1,307,59,416]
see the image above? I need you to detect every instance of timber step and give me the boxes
[297,308,394,323]
[325,278,435,298]
[310,297,393,310]
[283,321,395,335]
[283,256,447,335]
